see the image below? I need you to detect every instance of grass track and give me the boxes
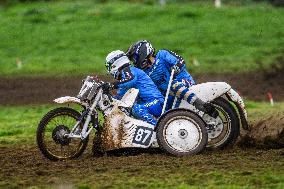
[0,101,283,145]
[0,1,283,76]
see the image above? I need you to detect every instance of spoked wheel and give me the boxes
[156,110,208,156]
[203,97,240,149]
[37,107,89,160]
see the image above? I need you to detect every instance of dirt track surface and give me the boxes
[0,71,283,105]
[0,145,283,188]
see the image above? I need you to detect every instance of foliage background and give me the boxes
[0,0,283,76]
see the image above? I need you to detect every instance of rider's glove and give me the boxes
[171,65,181,75]
[101,82,113,92]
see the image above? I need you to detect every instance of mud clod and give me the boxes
[239,113,284,148]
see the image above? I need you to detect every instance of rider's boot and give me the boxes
[193,98,219,118]
[171,81,219,118]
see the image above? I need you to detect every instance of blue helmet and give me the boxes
[126,40,155,70]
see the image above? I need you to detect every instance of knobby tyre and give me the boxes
[156,110,208,156]
[206,97,240,149]
[37,107,89,160]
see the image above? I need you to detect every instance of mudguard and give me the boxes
[189,82,231,102]
[54,96,88,107]
[178,82,231,110]
[226,89,250,130]
[177,82,249,130]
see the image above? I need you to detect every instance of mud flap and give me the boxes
[226,89,250,130]
[98,106,156,152]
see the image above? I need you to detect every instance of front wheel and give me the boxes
[37,107,89,160]
[204,97,240,149]
[156,110,208,156]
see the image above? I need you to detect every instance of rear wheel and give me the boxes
[156,110,207,156]
[204,97,240,149]
[37,107,89,160]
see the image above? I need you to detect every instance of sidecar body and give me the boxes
[94,88,208,156]
[95,88,157,151]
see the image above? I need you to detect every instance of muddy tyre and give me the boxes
[37,107,89,160]
[156,110,208,156]
[205,97,240,149]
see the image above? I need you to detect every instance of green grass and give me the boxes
[0,101,283,145]
[0,1,283,77]
[245,100,284,123]
[0,105,51,144]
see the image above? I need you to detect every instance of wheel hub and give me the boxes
[178,129,188,139]
[203,115,224,139]
[164,117,202,152]
[52,125,71,145]
[207,121,223,139]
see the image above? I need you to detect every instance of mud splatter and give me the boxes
[239,112,284,148]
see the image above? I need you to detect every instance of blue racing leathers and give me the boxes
[113,66,164,126]
[144,50,197,109]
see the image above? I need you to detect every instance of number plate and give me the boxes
[132,126,153,146]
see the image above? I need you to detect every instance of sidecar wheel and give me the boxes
[204,97,240,149]
[37,107,89,160]
[156,110,207,156]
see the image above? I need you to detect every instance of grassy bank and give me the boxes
[0,1,283,77]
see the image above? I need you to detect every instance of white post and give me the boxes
[16,58,22,69]
[215,0,221,8]
[159,0,166,6]
[267,92,274,106]
[192,58,200,67]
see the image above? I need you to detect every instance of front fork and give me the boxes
[65,109,99,140]
[65,88,103,140]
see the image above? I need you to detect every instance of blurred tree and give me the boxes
[270,0,284,6]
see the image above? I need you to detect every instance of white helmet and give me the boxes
[105,50,130,79]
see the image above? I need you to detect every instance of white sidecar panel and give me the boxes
[102,106,156,151]
[117,88,139,108]
[122,116,156,148]
[188,82,231,102]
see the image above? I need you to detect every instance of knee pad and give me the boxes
[132,104,144,118]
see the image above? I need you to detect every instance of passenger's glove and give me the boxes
[171,65,181,75]
[101,82,113,92]
[193,98,219,118]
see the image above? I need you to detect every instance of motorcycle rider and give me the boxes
[103,50,165,126]
[126,40,218,118]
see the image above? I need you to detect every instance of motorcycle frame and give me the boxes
[162,69,175,114]
[64,88,103,140]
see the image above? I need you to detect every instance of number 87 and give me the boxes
[135,128,151,143]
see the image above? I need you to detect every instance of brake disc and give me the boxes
[52,125,71,145]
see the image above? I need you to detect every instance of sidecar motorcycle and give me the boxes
[36,76,208,160]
